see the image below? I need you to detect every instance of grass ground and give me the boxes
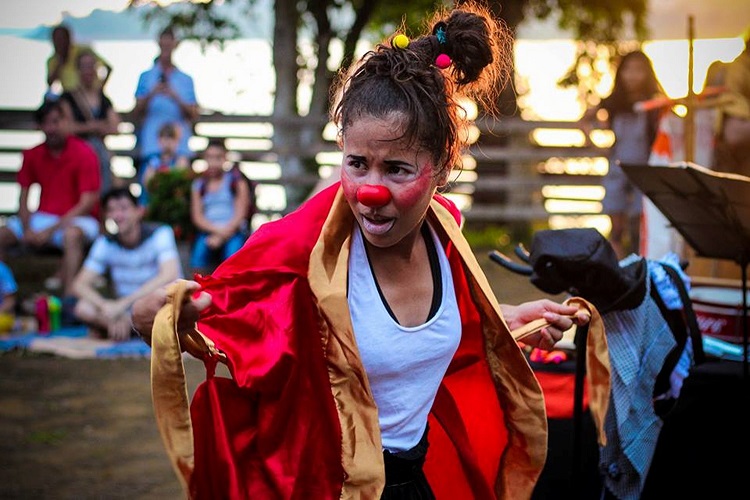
[0,252,559,499]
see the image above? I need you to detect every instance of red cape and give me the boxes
[190,183,547,499]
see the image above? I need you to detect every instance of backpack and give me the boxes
[199,162,257,226]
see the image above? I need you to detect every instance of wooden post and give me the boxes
[684,15,696,163]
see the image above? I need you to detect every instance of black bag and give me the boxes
[528,228,646,313]
[500,228,704,395]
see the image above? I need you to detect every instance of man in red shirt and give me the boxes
[0,99,101,301]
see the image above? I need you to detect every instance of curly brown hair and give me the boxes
[331,1,512,180]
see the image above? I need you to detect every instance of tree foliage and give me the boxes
[129,0,246,47]
[128,0,649,204]
[522,0,648,42]
[128,0,648,114]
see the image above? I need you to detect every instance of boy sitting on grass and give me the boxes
[72,187,182,340]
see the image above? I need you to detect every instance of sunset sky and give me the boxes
[517,0,748,40]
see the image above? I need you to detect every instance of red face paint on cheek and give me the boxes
[340,170,358,204]
[394,167,434,208]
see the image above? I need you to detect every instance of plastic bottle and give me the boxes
[35,296,50,334]
[0,312,14,334]
[47,296,62,332]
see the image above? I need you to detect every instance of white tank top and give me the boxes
[348,224,461,452]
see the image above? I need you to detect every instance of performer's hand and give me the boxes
[502,299,590,350]
[131,279,212,346]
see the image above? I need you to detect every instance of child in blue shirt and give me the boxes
[189,138,251,275]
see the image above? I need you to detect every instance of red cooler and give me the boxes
[689,286,749,344]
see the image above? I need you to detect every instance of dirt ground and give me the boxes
[0,253,558,500]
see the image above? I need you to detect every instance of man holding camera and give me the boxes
[132,26,198,175]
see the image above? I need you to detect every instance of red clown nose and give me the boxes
[356,185,392,207]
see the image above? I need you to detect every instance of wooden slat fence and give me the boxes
[0,108,609,225]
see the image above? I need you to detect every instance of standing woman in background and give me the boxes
[584,50,664,258]
[60,49,121,193]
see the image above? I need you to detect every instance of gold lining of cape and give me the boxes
[308,188,550,499]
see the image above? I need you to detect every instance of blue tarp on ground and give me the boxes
[0,326,150,358]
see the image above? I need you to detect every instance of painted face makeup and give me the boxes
[340,113,443,250]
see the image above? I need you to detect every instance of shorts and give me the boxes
[381,426,433,499]
[190,231,247,269]
[5,212,100,248]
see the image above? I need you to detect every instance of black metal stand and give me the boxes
[621,161,750,380]
[572,324,588,498]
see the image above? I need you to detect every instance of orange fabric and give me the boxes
[150,281,196,496]
[510,297,610,445]
[568,297,610,447]
[649,126,673,160]
[551,298,609,446]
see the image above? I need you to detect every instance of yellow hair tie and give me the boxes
[392,34,409,49]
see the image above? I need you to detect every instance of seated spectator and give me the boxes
[139,122,190,206]
[132,26,197,174]
[189,138,250,275]
[0,259,18,334]
[60,48,121,193]
[72,187,182,341]
[0,99,101,317]
[46,24,111,98]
